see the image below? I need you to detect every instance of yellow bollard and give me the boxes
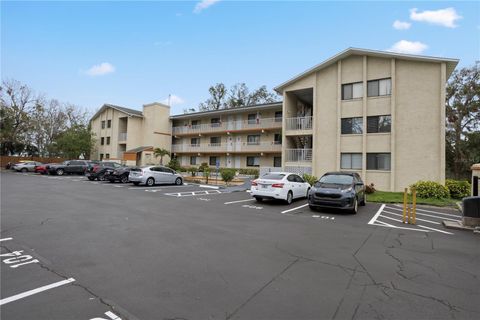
[411,188,416,224]
[402,187,416,225]
[403,188,408,223]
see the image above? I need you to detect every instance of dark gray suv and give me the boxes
[308,172,366,214]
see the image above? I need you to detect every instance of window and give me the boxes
[210,137,221,145]
[248,114,257,124]
[367,115,391,133]
[191,137,200,146]
[247,135,260,145]
[209,156,217,166]
[191,120,199,128]
[274,133,282,144]
[275,111,283,122]
[107,120,112,128]
[101,137,105,145]
[341,117,363,134]
[246,156,260,167]
[101,121,105,129]
[100,154,104,160]
[211,118,221,127]
[273,156,282,167]
[106,137,111,145]
[367,78,391,97]
[367,153,391,170]
[190,156,197,165]
[105,154,110,159]
[342,82,363,100]
[341,153,362,170]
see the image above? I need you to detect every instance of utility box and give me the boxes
[471,163,480,197]
[462,196,480,227]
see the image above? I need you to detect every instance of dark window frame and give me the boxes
[101,137,105,145]
[342,81,363,100]
[366,153,391,171]
[275,111,283,122]
[101,121,105,129]
[209,156,217,166]
[246,156,260,167]
[367,78,392,97]
[341,117,363,134]
[106,137,111,145]
[367,115,392,133]
[107,119,112,128]
[340,153,363,170]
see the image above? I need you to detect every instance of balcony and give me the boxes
[171,141,282,154]
[118,132,127,142]
[172,143,227,153]
[285,116,312,131]
[285,148,312,163]
[172,117,282,135]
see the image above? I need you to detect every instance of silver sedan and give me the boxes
[12,161,43,172]
[129,166,183,186]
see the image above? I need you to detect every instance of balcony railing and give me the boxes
[171,141,281,153]
[118,132,127,141]
[172,117,282,135]
[285,116,313,131]
[285,148,313,162]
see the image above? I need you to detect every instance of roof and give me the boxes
[124,146,153,153]
[170,102,283,120]
[91,103,143,121]
[274,47,459,93]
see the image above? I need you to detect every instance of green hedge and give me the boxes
[445,179,471,199]
[302,173,317,186]
[410,181,450,199]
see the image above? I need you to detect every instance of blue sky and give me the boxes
[2,1,479,116]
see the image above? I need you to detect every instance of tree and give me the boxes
[55,124,95,159]
[154,148,170,165]
[199,83,227,111]
[446,63,480,179]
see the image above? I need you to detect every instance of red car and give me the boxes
[34,163,57,175]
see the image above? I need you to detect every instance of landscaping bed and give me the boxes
[366,191,459,207]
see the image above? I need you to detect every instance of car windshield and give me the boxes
[315,174,353,186]
[261,173,285,180]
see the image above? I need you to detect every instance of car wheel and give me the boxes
[352,197,358,214]
[133,182,140,186]
[254,196,263,202]
[146,177,155,186]
[56,168,64,176]
[175,177,183,185]
[120,175,129,183]
[360,196,366,206]
[100,174,106,181]
[309,205,316,211]
[305,187,311,199]
[21,168,28,173]
[285,191,293,205]
[88,177,95,181]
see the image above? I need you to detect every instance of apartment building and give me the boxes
[90,103,172,166]
[275,48,458,191]
[170,102,283,169]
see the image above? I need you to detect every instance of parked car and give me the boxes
[47,160,89,175]
[86,162,124,181]
[129,166,183,186]
[307,172,366,214]
[34,163,57,175]
[105,166,132,183]
[250,172,311,204]
[12,161,43,172]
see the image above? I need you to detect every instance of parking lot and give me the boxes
[1,171,479,319]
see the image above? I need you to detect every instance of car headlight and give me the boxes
[342,187,353,193]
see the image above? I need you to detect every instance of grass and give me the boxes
[366,191,459,207]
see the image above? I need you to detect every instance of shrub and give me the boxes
[220,168,236,186]
[445,179,471,199]
[238,168,260,178]
[410,180,449,199]
[198,162,209,172]
[302,173,318,186]
[365,183,376,194]
[185,166,197,176]
[166,157,180,171]
[204,167,211,184]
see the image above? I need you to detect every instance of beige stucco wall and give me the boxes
[142,103,172,163]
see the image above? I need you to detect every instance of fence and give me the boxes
[1,156,67,167]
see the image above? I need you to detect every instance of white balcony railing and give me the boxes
[171,141,282,153]
[285,148,312,162]
[285,116,313,131]
[172,117,282,135]
[118,132,127,141]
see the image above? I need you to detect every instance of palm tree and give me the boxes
[154,148,169,165]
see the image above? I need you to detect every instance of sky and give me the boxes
[1,1,479,116]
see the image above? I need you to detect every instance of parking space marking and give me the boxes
[199,184,220,189]
[0,237,13,242]
[127,185,190,190]
[392,204,460,218]
[281,203,309,214]
[417,224,454,235]
[385,206,461,222]
[0,278,75,306]
[165,190,223,197]
[382,209,441,224]
[368,204,386,225]
[224,199,255,205]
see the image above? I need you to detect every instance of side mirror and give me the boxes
[356,182,364,186]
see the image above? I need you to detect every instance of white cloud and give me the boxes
[194,0,221,14]
[162,95,185,106]
[85,62,115,76]
[393,20,411,30]
[410,7,462,28]
[388,40,428,55]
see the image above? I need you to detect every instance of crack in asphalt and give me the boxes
[225,258,300,320]
[332,266,357,320]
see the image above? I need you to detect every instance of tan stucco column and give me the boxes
[471,163,480,196]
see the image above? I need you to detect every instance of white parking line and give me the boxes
[368,204,386,225]
[0,278,75,306]
[224,199,255,205]
[378,214,403,223]
[165,190,223,197]
[382,210,441,225]
[0,237,13,242]
[281,203,309,214]
[373,220,430,233]
[392,204,460,218]
[385,206,461,222]
[417,225,454,235]
[199,184,220,189]
[128,185,189,190]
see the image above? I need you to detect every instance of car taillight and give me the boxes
[93,165,99,173]
[272,183,284,188]
[251,180,258,186]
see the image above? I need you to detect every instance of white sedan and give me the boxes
[250,172,311,204]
